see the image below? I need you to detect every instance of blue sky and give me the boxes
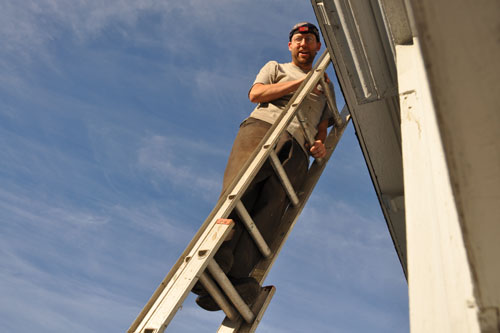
[0,1,408,332]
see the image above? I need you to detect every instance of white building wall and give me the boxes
[397,40,480,333]
[407,1,500,331]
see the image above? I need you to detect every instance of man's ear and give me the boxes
[316,41,322,51]
[288,42,292,51]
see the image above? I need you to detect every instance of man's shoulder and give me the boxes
[259,61,300,75]
[260,60,295,69]
[259,60,279,71]
[263,60,295,66]
[253,61,303,84]
[256,61,282,79]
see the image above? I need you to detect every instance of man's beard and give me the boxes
[294,51,316,67]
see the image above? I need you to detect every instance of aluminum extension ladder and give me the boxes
[128,49,351,333]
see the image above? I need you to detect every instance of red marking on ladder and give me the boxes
[216,219,233,225]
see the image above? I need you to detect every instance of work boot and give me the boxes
[191,245,234,295]
[195,277,261,312]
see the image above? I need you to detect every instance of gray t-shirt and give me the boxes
[248,61,333,152]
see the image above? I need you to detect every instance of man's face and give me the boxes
[288,33,321,68]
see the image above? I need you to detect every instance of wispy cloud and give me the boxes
[0,191,132,332]
[0,246,138,332]
[109,202,195,244]
[168,297,227,332]
[258,190,408,330]
[284,194,405,285]
[0,0,316,66]
[0,189,109,237]
[137,134,226,200]
[0,186,196,331]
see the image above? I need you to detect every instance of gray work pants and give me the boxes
[220,117,309,279]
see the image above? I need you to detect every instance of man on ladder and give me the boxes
[128,20,347,333]
[193,21,334,312]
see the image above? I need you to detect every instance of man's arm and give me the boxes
[309,119,328,159]
[249,72,330,104]
[248,79,305,103]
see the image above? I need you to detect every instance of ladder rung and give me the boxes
[198,272,239,321]
[268,150,300,206]
[295,105,317,146]
[235,201,272,258]
[320,77,343,128]
[207,259,255,324]
[218,286,276,333]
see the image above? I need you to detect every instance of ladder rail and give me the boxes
[268,150,300,206]
[320,76,343,128]
[199,271,239,321]
[235,201,272,258]
[218,286,276,333]
[207,260,255,323]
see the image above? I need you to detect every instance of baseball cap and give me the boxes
[289,22,320,41]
